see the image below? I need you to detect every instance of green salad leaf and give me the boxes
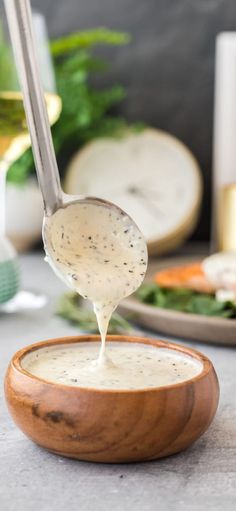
[136,283,236,318]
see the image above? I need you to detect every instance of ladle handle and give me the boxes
[4,0,62,216]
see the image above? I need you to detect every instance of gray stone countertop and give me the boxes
[0,253,236,511]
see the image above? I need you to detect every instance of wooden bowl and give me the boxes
[4,335,219,463]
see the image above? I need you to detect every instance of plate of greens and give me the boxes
[118,256,236,346]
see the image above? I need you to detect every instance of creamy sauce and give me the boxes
[21,342,203,390]
[44,201,147,361]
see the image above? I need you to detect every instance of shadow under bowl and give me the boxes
[4,335,219,463]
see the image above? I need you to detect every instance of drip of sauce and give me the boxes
[44,201,148,363]
[22,342,203,390]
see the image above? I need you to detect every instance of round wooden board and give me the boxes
[118,256,236,346]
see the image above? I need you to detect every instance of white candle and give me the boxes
[21,342,203,390]
[212,32,236,247]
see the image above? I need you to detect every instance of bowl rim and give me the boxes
[10,335,214,394]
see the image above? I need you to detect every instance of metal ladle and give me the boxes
[4,0,147,320]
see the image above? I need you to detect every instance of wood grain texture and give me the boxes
[4,335,219,463]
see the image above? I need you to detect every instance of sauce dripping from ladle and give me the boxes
[44,200,147,363]
[5,0,147,364]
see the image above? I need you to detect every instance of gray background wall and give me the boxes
[32,0,236,241]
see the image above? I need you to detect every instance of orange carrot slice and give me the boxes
[154,262,215,294]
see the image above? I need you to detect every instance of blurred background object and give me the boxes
[6,180,44,252]
[0,235,19,304]
[0,7,60,303]
[5,25,134,251]
[212,33,236,251]
[30,0,236,244]
[3,0,236,253]
[0,10,61,252]
[65,129,202,255]
[2,0,236,261]
[218,185,236,252]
